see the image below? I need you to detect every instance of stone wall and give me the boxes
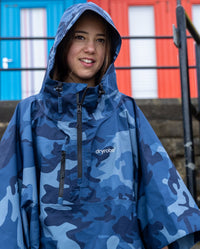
[1,99,200,205]
[0,101,19,139]
[136,98,200,206]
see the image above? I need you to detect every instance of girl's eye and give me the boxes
[97,38,105,44]
[74,35,85,40]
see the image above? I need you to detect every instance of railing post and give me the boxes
[176,5,197,200]
[195,43,200,148]
[196,44,200,113]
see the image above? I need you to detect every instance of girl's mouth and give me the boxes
[80,58,95,64]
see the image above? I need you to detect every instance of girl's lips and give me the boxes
[80,58,93,63]
[79,58,96,68]
[80,58,95,64]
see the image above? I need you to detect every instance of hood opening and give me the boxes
[51,8,121,86]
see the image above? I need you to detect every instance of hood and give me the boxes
[38,2,122,121]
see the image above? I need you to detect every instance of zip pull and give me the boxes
[54,82,63,93]
[58,150,66,204]
[77,95,82,129]
[77,102,82,116]
[54,82,63,114]
[98,83,105,96]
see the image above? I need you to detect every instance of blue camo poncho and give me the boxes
[1,2,200,249]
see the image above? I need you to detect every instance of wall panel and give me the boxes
[90,0,200,98]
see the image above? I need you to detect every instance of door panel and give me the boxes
[20,8,47,98]
[92,0,182,98]
[129,6,158,98]
[0,1,64,100]
[1,3,21,100]
[0,0,86,100]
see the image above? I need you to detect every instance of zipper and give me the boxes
[77,101,82,178]
[58,150,66,203]
[76,88,88,178]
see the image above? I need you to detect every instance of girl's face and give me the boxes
[65,14,107,87]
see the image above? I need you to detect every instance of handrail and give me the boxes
[0,66,183,72]
[0,35,178,72]
[185,12,200,45]
[173,3,200,201]
[0,35,196,72]
[0,35,194,40]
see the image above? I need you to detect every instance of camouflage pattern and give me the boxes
[1,2,200,249]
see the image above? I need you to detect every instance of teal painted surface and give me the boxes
[0,0,86,100]
[1,2,21,100]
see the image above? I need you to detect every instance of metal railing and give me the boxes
[173,0,200,201]
[0,35,195,72]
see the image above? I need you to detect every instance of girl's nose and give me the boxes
[84,40,95,53]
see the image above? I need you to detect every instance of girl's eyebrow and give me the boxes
[74,30,106,36]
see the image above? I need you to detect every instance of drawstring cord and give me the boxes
[55,82,105,115]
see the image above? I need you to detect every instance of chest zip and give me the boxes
[77,88,88,178]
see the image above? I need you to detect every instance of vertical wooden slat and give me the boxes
[110,0,132,96]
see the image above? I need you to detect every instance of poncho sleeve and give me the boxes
[134,103,200,249]
[0,101,40,249]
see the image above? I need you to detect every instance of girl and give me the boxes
[0,2,200,248]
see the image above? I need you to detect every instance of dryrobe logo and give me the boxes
[95,147,116,155]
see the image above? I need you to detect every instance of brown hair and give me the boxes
[52,11,115,85]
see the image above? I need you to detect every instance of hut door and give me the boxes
[0,1,65,100]
[20,8,47,99]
